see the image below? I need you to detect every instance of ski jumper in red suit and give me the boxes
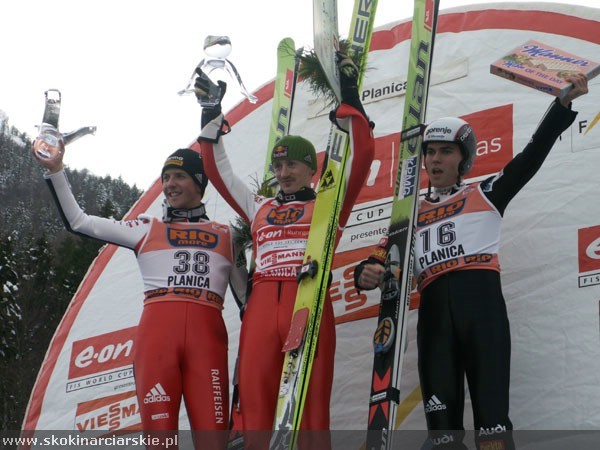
[199,103,374,436]
[43,168,247,447]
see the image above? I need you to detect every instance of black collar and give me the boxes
[426,183,465,203]
[275,187,317,203]
[163,203,209,222]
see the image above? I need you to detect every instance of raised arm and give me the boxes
[194,70,260,224]
[334,54,376,229]
[483,73,589,214]
[32,138,148,249]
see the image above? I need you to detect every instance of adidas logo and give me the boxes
[144,383,171,404]
[424,394,447,413]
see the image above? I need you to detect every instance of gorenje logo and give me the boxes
[426,126,452,137]
[424,394,447,413]
[144,383,171,404]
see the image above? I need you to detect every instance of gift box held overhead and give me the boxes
[490,39,600,97]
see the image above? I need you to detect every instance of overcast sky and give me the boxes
[1,0,597,189]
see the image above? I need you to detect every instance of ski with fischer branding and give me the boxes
[227,36,300,450]
[270,0,378,449]
[366,0,439,448]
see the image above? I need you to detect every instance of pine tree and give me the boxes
[0,233,20,359]
[0,233,22,429]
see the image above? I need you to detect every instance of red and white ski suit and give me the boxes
[44,169,247,446]
[199,103,374,441]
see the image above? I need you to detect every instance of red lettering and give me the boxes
[329,280,342,303]
[345,287,367,310]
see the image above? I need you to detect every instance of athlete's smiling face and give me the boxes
[273,159,315,194]
[162,168,203,209]
[424,142,462,189]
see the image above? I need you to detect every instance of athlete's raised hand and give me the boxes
[560,73,589,107]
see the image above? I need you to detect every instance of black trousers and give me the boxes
[417,269,515,450]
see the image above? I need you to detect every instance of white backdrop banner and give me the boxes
[23,1,600,439]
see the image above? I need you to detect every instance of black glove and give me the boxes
[335,52,371,125]
[337,52,359,101]
[195,67,227,128]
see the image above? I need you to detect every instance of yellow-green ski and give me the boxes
[270,0,378,449]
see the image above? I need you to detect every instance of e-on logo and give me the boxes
[578,224,600,288]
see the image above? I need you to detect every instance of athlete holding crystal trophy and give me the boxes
[32,86,249,449]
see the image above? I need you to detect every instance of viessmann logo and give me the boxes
[577,224,600,288]
[75,390,141,432]
[67,327,136,392]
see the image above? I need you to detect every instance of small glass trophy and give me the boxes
[178,35,258,105]
[34,89,96,160]
[35,89,64,161]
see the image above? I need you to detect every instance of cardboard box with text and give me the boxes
[491,40,600,97]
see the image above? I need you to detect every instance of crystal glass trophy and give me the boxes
[34,89,97,160]
[178,35,258,105]
[35,89,64,160]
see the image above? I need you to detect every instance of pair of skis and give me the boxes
[270,1,378,449]
[367,1,439,449]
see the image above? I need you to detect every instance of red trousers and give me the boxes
[237,280,336,449]
[134,302,229,449]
